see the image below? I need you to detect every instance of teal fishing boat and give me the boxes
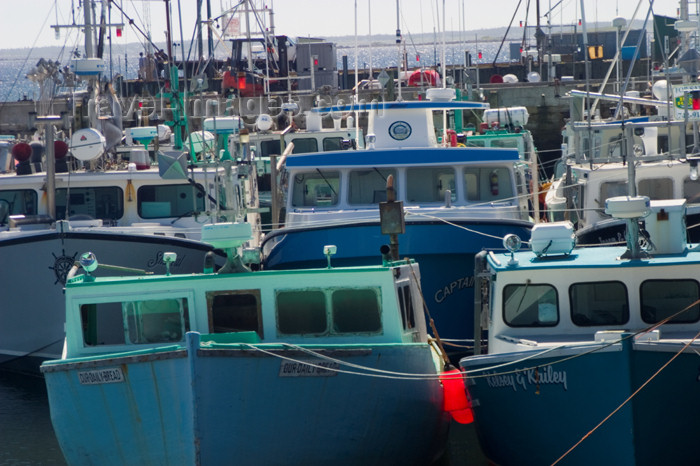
[460,195,700,465]
[41,222,470,465]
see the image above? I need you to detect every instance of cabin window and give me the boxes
[277,290,327,334]
[276,287,384,335]
[80,297,189,346]
[397,284,416,330]
[0,189,37,223]
[138,183,206,219]
[491,138,520,149]
[56,187,123,221]
[81,302,126,346]
[332,288,382,333]
[125,298,188,344]
[683,179,700,204]
[290,171,340,207]
[207,290,262,337]
[348,168,397,204]
[600,181,628,204]
[465,139,485,148]
[291,138,318,154]
[322,137,344,151]
[463,167,514,202]
[260,140,282,157]
[406,166,456,203]
[640,279,700,324]
[503,283,558,327]
[638,178,673,200]
[570,281,628,326]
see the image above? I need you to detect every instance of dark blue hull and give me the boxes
[461,339,700,465]
[263,219,532,358]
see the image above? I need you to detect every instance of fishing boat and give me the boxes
[461,189,700,463]
[0,142,260,374]
[0,0,264,375]
[262,89,537,360]
[40,221,468,465]
[542,84,700,245]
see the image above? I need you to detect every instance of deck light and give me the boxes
[324,245,337,269]
[163,252,177,275]
[503,234,521,266]
[79,252,98,274]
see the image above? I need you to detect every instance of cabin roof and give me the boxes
[310,100,490,113]
[66,261,410,288]
[285,147,520,168]
[488,245,700,272]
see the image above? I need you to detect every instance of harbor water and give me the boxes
[0,371,66,465]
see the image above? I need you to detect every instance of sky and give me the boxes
[0,0,683,51]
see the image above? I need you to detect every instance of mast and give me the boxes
[396,0,402,101]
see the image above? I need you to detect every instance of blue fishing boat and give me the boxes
[41,222,470,465]
[262,90,536,359]
[460,194,700,465]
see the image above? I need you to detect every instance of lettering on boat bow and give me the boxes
[484,366,568,392]
[78,368,125,385]
[147,251,186,269]
[278,359,340,377]
[435,276,474,304]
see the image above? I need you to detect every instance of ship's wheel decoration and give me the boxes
[50,250,79,285]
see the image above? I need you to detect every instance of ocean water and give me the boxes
[0,371,66,464]
[0,41,504,103]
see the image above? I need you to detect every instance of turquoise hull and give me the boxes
[43,333,449,465]
[460,338,700,466]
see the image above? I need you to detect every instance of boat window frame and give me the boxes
[405,165,457,204]
[640,279,700,324]
[503,282,559,327]
[275,286,383,336]
[79,293,191,347]
[55,186,124,221]
[463,166,515,203]
[569,280,629,327]
[289,170,341,208]
[206,289,264,338]
[137,182,206,219]
[290,137,319,154]
[347,168,397,205]
[0,188,38,222]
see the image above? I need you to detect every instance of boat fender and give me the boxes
[440,369,473,424]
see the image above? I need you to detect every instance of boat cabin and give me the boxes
[283,147,532,227]
[62,238,429,359]
[475,199,700,355]
[0,162,251,238]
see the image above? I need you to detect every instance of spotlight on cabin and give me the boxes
[79,252,98,274]
[503,234,522,266]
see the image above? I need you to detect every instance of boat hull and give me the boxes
[262,219,533,359]
[0,231,220,374]
[42,333,449,466]
[460,338,700,465]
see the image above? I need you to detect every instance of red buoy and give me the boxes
[54,140,69,159]
[11,142,32,162]
[440,369,474,424]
